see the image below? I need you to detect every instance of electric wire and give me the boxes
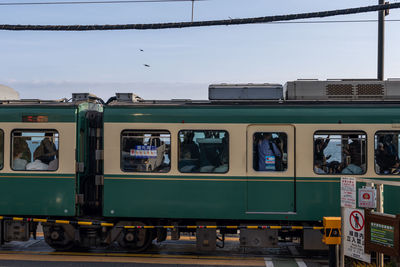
[270,19,400,24]
[0,0,205,6]
[0,2,399,31]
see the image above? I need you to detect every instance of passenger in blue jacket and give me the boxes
[258,133,281,171]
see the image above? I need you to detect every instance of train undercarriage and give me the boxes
[1,218,327,252]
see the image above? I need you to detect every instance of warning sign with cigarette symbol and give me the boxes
[358,187,376,209]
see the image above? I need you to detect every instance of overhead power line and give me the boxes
[0,0,205,6]
[0,2,399,31]
[271,19,400,24]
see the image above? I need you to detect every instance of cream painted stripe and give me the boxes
[295,258,308,267]
[104,177,295,182]
[264,257,274,267]
[297,180,338,183]
[0,176,74,179]
[104,177,340,182]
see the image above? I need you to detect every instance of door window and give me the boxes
[253,132,287,172]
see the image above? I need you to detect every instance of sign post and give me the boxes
[340,177,357,267]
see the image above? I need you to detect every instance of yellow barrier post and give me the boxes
[323,217,341,267]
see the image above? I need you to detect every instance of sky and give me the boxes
[0,0,400,101]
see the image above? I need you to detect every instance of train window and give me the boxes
[313,131,366,175]
[0,130,3,170]
[253,132,287,172]
[11,130,59,171]
[178,130,228,173]
[375,131,400,175]
[121,130,171,173]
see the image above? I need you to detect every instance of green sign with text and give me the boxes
[370,222,394,248]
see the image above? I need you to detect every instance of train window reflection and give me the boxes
[375,131,400,175]
[313,131,366,175]
[11,130,59,171]
[0,130,3,170]
[178,130,229,173]
[121,130,171,173]
[253,132,287,172]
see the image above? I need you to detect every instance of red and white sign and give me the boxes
[341,177,356,208]
[358,187,376,208]
[343,208,370,263]
[349,210,364,231]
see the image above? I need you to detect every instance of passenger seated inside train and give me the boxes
[12,130,59,171]
[313,132,366,175]
[314,160,325,174]
[178,130,228,173]
[13,150,28,171]
[375,133,399,174]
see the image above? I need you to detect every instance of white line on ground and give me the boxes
[264,257,274,267]
[295,258,308,267]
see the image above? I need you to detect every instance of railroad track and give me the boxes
[0,235,329,267]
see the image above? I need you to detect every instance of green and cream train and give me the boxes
[1,80,400,251]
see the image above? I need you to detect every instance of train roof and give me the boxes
[106,79,400,107]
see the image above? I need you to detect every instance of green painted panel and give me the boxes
[103,178,246,219]
[247,181,294,212]
[0,106,76,123]
[103,175,400,221]
[383,185,400,214]
[104,105,400,124]
[0,174,76,216]
[103,175,341,221]
[295,181,340,220]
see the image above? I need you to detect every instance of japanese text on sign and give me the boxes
[341,177,356,208]
[370,222,395,248]
[344,208,371,263]
[130,145,157,158]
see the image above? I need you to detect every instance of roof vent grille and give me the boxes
[356,84,384,96]
[326,84,353,96]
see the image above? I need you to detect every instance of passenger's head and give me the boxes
[378,142,384,150]
[263,133,272,140]
[13,149,22,159]
[385,135,393,143]
[349,135,358,142]
[315,160,323,168]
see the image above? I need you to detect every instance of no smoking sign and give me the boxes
[358,187,376,208]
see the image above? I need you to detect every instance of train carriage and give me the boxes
[1,79,400,252]
[102,80,400,251]
[0,95,103,248]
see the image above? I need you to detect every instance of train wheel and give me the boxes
[116,221,153,252]
[43,224,75,251]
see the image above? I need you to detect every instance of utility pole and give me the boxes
[191,0,194,22]
[377,0,385,81]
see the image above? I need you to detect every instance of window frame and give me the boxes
[374,130,400,176]
[10,129,59,172]
[252,131,288,172]
[178,129,229,174]
[120,129,171,173]
[0,129,4,170]
[313,130,367,175]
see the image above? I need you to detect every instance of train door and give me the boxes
[246,125,295,213]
